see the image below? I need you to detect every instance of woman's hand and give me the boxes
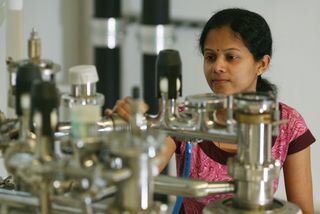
[105,97,149,121]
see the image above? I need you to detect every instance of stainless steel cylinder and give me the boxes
[232,92,276,209]
[205,92,300,213]
[72,83,96,97]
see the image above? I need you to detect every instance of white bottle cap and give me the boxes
[69,65,99,85]
[71,105,100,123]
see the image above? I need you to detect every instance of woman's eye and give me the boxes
[226,55,238,61]
[205,55,216,62]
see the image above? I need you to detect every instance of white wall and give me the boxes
[0,0,319,211]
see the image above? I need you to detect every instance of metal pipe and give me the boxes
[0,188,108,213]
[39,181,51,214]
[158,128,236,144]
[55,109,236,148]
[115,152,152,211]
[154,175,235,198]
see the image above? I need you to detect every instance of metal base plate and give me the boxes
[203,198,301,214]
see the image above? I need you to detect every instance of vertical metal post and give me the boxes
[6,0,24,118]
[31,81,60,214]
[92,0,122,110]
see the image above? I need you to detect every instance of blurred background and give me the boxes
[0,0,319,211]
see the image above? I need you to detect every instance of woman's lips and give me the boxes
[212,79,229,84]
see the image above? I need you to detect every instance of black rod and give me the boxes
[93,0,122,110]
[142,0,169,25]
[15,62,42,116]
[142,0,171,204]
[142,0,170,115]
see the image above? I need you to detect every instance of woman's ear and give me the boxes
[257,55,271,75]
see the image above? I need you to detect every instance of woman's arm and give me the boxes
[157,137,177,173]
[283,146,314,214]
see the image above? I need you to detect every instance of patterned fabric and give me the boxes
[174,103,316,213]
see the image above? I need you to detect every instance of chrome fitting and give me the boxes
[140,24,175,54]
[91,18,124,49]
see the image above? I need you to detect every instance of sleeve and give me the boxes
[287,129,315,155]
[281,104,316,155]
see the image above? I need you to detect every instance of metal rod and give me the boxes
[142,0,170,115]
[0,188,108,214]
[93,0,122,110]
[154,175,235,198]
[157,128,236,144]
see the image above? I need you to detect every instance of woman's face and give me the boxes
[203,26,267,95]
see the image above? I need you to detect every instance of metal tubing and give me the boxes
[115,152,152,211]
[0,188,108,213]
[55,122,236,146]
[154,175,234,198]
[39,181,51,214]
[159,128,236,144]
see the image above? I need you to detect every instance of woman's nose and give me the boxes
[212,57,226,73]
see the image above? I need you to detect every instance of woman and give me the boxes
[110,8,315,214]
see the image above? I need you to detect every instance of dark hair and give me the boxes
[199,8,277,96]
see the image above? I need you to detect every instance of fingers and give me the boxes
[105,96,150,121]
[115,98,131,114]
[116,104,130,121]
[105,97,132,121]
[142,102,149,113]
[105,108,113,116]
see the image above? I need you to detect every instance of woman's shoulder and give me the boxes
[279,102,307,126]
[278,102,316,155]
[279,102,303,118]
[278,102,311,141]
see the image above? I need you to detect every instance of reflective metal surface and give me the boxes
[1,39,301,213]
[203,198,302,214]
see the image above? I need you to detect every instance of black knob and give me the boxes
[156,49,182,99]
[15,62,42,116]
[31,81,59,136]
[132,86,140,99]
